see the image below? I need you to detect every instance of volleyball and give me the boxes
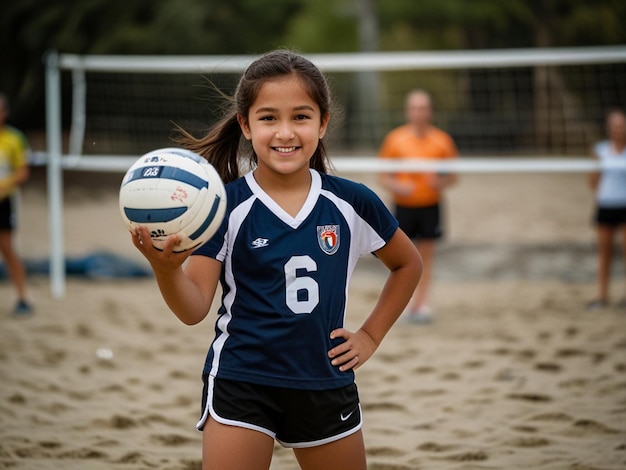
[119,148,227,252]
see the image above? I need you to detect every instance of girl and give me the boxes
[131,49,422,470]
[588,108,626,310]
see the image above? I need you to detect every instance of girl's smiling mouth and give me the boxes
[274,146,298,153]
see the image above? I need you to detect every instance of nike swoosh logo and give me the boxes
[340,409,356,421]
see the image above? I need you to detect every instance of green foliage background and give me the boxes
[1,0,624,131]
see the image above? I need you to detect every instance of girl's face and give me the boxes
[238,75,329,180]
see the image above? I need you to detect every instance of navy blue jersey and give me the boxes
[194,169,398,390]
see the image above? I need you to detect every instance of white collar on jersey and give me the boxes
[244,169,322,229]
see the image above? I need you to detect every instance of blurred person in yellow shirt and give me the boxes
[379,89,458,323]
[0,92,32,315]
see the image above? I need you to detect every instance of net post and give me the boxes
[69,67,87,158]
[44,50,66,299]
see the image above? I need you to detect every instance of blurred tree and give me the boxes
[376,0,626,50]
[1,0,624,133]
[281,0,359,52]
[0,0,304,129]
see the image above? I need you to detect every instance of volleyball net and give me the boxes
[44,46,626,297]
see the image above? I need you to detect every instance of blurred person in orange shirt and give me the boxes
[378,89,458,323]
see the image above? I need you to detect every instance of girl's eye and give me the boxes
[259,115,275,121]
[295,114,310,120]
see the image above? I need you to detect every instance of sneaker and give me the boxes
[13,300,33,316]
[585,299,608,311]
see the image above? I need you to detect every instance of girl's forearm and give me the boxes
[360,262,421,346]
[153,267,212,325]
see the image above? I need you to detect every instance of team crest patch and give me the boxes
[317,225,340,255]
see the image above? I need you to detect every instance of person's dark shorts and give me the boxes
[197,375,362,448]
[395,203,442,240]
[594,206,626,227]
[0,197,16,230]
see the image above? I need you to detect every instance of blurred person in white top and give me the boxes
[588,109,626,310]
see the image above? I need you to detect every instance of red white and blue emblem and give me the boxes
[317,225,340,255]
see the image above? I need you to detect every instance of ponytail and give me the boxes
[174,111,248,184]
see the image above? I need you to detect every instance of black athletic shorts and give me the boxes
[197,375,362,448]
[395,203,442,240]
[0,197,16,230]
[594,206,626,227]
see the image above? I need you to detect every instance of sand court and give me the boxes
[1,169,625,469]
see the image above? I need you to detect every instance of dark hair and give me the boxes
[176,50,333,183]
